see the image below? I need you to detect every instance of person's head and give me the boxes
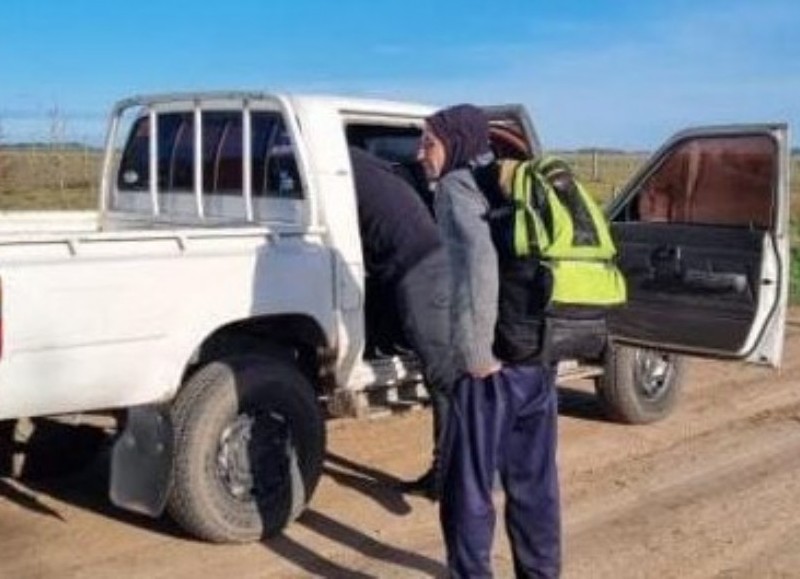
[417,104,491,181]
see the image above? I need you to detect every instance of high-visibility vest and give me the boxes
[501,156,627,308]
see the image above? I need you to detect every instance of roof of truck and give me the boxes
[112,91,437,118]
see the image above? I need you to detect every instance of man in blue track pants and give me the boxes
[418,104,561,578]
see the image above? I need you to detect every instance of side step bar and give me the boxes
[327,357,604,419]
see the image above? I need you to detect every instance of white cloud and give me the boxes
[326,0,800,148]
[3,0,796,149]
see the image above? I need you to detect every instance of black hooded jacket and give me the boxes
[349,146,442,284]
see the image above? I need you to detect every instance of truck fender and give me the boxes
[109,404,173,517]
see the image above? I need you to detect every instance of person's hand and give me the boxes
[469,362,502,379]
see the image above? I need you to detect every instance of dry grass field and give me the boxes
[1,147,796,211]
[0,148,99,210]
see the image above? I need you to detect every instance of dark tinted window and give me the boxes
[117,108,303,201]
[158,113,194,191]
[252,112,303,199]
[118,117,150,190]
[202,111,243,194]
[118,113,195,193]
[346,124,421,163]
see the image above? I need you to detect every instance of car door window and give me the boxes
[634,135,776,228]
[609,129,787,362]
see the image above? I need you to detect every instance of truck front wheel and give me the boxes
[595,344,684,424]
[167,355,324,543]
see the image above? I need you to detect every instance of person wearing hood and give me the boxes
[418,104,561,578]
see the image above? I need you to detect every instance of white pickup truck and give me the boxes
[0,92,791,543]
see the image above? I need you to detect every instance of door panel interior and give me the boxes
[608,130,784,358]
[609,223,764,353]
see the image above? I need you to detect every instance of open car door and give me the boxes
[482,104,542,159]
[607,124,791,367]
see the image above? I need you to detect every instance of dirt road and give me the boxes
[1,319,800,578]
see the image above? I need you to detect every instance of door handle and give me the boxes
[649,245,683,280]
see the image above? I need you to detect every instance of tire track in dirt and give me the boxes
[562,410,800,578]
[559,327,800,578]
[558,326,800,490]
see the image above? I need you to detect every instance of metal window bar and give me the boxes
[100,111,120,213]
[243,100,253,221]
[148,109,159,216]
[193,103,204,219]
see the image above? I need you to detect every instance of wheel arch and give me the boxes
[180,313,336,396]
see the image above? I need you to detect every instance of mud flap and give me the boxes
[110,405,173,517]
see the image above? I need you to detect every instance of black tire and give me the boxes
[595,344,684,424]
[167,354,324,543]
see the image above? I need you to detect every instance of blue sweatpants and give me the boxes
[439,365,561,578]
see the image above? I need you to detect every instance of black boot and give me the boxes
[399,467,439,501]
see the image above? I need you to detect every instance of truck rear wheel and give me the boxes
[595,344,684,424]
[167,354,324,543]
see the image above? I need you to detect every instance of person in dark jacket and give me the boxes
[418,105,561,578]
[349,146,454,496]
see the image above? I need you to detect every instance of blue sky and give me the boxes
[0,0,797,149]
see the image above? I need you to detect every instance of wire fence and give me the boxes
[0,140,796,219]
[563,151,800,217]
[0,142,798,300]
[558,151,648,202]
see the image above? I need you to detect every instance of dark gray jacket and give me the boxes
[434,168,500,375]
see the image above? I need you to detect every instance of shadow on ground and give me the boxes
[557,386,609,422]
[0,417,186,537]
[0,417,445,577]
[265,509,446,578]
[323,451,414,515]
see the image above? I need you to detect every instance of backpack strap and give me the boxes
[511,161,533,257]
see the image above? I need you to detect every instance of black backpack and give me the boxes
[483,157,626,364]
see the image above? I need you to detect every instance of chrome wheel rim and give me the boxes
[217,410,290,502]
[633,349,673,401]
